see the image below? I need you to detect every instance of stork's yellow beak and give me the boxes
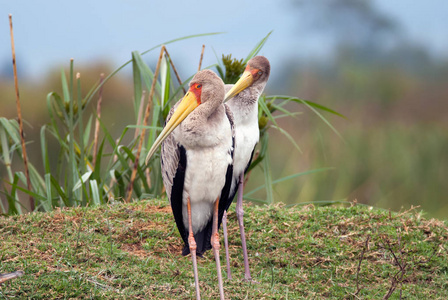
[224,69,255,101]
[145,91,200,164]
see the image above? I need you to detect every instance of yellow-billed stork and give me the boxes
[221,56,271,281]
[145,69,234,300]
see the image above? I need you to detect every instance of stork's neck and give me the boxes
[175,104,228,149]
[227,83,265,125]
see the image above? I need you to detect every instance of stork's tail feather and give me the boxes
[182,220,213,257]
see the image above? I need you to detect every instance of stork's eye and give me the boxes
[196,84,202,89]
[257,71,263,75]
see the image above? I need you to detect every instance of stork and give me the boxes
[145,69,234,300]
[221,56,271,281]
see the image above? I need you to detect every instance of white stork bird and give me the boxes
[220,56,271,281]
[145,69,234,300]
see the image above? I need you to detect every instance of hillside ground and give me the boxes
[1,200,447,299]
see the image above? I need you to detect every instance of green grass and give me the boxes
[1,201,447,299]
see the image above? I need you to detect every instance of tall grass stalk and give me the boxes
[9,14,33,211]
[163,47,186,94]
[92,73,105,167]
[126,46,165,203]
[198,45,205,71]
[0,120,22,214]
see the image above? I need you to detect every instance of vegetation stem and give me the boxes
[126,46,166,202]
[198,44,205,71]
[9,14,34,211]
[163,47,185,94]
[92,73,105,167]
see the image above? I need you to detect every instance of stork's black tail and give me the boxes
[182,221,213,257]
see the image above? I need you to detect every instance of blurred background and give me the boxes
[1,0,447,218]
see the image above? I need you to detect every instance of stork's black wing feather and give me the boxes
[219,104,237,219]
[160,101,189,248]
[170,145,188,247]
[225,146,256,210]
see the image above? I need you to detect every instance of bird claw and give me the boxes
[243,277,260,284]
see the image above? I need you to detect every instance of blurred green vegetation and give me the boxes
[253,52,448,220]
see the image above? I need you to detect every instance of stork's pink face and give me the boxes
[224,60,267,101]
[189,83,203,105]
[245,64,264,82]
[224,56,270,101]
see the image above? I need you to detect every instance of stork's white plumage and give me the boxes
[145,69,234,300]
[225,84,261,194]
[221,56,271,281]
[176,108,233,234]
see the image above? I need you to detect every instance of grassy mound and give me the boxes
[1,200,447,299]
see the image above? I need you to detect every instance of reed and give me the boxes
[8,14,33,211]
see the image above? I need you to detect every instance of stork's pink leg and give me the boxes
[187,196,201,300]
[236,173,254,282]
[211,197,225,300]
[222,211,232,280]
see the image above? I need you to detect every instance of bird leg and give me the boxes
[236,173,255,282]
[187,196,201,300]
[211,197,225,300]
[222,210,232,280]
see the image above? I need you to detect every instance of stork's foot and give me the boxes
[243,277,259,284]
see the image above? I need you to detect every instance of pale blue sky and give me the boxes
[2,0,447,80]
